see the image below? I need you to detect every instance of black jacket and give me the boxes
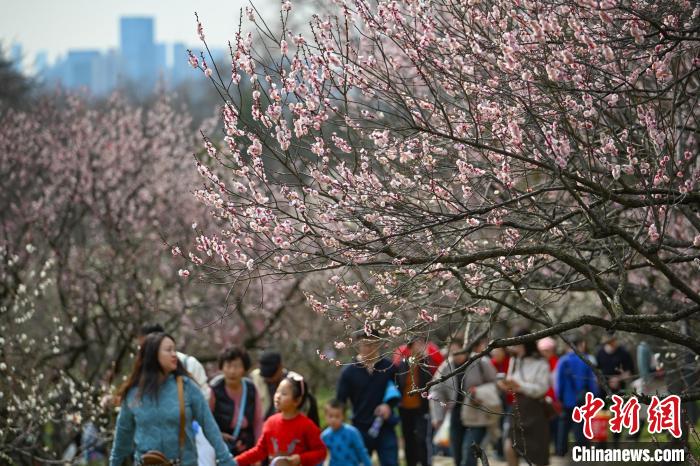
[210,378,257,452]
[336,357,398,430]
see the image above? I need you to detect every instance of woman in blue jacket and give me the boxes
[109,332,236,466]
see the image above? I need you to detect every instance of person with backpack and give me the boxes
[210,346,263,454]
[109,332,235,466]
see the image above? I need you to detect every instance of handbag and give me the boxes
[542,397,558,420]
[141,451,172,465]
[432,416,451,447]
[141,376,186,465]
[474,359,501,414]
[461,358,500,426]
[474,384,502,415]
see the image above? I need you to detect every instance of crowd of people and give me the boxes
[104,324,664,466]
[427,330,657,466]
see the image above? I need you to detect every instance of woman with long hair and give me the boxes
[109,332,236,466]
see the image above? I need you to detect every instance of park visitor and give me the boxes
[250,350,320,425]
[321,399,372,466]
[336,329,399,466]
[537,337,561,452]
[209,346,263,454]
[396,336,434,466]
[429,335,468,466]
[234,375,326,466]
[497,330,551,466]
[554,333,598,456]
[595,333,634,446]
[109,332,235,466]
[458,336,498,466]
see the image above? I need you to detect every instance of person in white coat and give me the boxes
[497,330,551,466]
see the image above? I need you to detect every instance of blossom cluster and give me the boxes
[186,0,700,353]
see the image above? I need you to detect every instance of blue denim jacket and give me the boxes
[110,374,236,466]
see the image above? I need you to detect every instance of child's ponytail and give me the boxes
[305,392,320,426]
[285,373,320,425]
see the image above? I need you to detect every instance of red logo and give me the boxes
[609,394,640,435]
[647,394,682,438]
[572,392,605,440]
[572,393,682,439]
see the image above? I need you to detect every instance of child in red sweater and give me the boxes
[235,375,326,466]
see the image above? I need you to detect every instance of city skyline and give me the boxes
[35,15,232,96]
[1,0,274,72]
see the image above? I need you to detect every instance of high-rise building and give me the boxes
[119,17,156,93]
[33,16,201,96]
[64,50,100,91]
[172,42,191,86]
[156,43,168,70]
[155,42,168,87]
[94,49,121,95]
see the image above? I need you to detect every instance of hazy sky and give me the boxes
[1,0,277,69]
